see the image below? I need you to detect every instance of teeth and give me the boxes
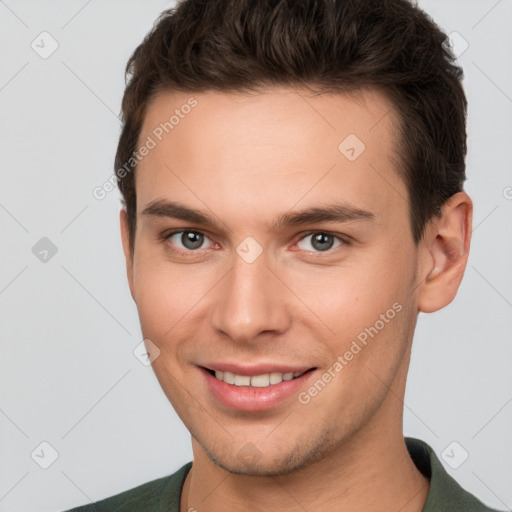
[234,374,251,386]
[213,369,306,387]
[269,372,283,384]
[250,374,270,387]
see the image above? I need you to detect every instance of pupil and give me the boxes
[183,231,203,249]
[313,233,333,251]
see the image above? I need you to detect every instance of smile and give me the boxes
[201,366,318,411]
[209,369,307,387]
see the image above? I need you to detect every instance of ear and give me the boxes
[120,208,135,300]
[416,191,473,313]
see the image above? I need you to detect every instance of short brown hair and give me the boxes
[115,0,467,252]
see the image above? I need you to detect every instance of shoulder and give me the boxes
[61,462,192,512]
[405,437,504,512]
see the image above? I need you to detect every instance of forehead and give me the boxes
[140,86,398,156]
[135,86,406,230]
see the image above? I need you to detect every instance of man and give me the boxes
[65,0,503,510]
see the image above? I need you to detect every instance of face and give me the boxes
[121,86,426,476]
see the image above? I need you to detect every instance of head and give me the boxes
[117,0,472,476]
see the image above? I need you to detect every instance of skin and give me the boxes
[120,86,473,512]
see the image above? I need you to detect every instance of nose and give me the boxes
[210,247,291,344]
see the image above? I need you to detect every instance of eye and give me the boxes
[162,229,348,255]
[164,230,214,252]
[296,231,345,253]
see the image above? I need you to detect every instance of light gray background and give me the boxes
[0,1,511,511]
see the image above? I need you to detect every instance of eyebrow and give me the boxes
[141,199,375,232]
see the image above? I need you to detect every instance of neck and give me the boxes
[181,426,429,512]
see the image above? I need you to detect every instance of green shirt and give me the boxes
[63,437,502,511]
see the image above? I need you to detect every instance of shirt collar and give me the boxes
[405,436,494,511]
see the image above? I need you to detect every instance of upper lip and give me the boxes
[200,362,316,376]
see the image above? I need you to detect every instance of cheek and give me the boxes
[295,254,407,327]
[297,251,414,372]
[131,253,180,338]
[131,253,214,344]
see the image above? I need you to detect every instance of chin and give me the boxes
[207,452,299,477]
[199,435,330,477]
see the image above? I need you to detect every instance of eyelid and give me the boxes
[161,228,217,254]
[294,230,350,253]
[161,228,350,255]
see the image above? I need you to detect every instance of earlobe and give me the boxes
[417,192,473,313]
[119,209,135,300]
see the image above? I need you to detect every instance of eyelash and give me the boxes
[160,229,350,256]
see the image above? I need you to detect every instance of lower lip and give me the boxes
[201,367,316,412]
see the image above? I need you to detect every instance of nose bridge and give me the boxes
[211,244,289,342]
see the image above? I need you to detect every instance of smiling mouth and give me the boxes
[204,367,317,388]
